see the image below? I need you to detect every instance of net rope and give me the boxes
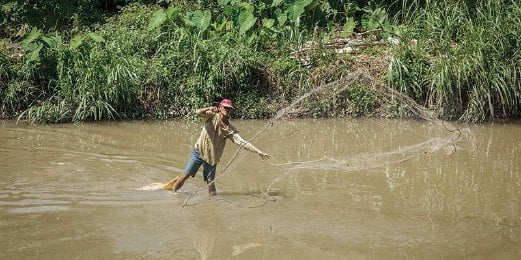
[181,69,470,208]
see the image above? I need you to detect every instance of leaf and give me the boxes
[48,32,63,47]
[246,32,257,44]
[222,5,233,17]
[238,2,255,15]
[217,0,230,6]
[24,42,38,52]
[271,0,283,7]
[166,6,181,21]
[70,34,85,49]
[199,10,212,32]
[21,27,41,48]
[149,9,167,30]
[41,36,55,48]
[213,17,229,32]
[262,18,275,29]
[275,9,287,26]
[27,44,42,63]
[186,10,212,33]
[362,7,388,32]
[238,9,257,34]
[341,17,356,37]
[88,32,105,43]
[286,0,313,22]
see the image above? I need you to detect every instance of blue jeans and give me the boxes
[184,149,216,183]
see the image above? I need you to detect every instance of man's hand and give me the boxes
[197,106,218,118]
[259,152,270,161]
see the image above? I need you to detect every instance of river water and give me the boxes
[1,118,520,259]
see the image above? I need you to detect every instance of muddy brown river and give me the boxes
[1,118,520,259]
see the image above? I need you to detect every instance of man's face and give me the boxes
[219,105,233,117]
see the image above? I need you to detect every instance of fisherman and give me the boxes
[171,98,270,196]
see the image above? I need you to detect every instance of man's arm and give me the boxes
[231,133,270,160]
[196,106,217,121]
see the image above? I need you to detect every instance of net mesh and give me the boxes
[181,69,472,208]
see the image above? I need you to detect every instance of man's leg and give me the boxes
[174,149,202,192]
[202,163,217,196]
[172,174,190,192]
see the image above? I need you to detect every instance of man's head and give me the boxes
[219,99,234,109]
[218,98,234,117]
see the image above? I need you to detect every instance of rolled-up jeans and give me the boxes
[184,149,216,183]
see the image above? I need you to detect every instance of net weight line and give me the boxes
[182,69,467,208]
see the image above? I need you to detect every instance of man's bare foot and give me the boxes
[208,183,217,196]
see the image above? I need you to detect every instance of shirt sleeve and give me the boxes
[230,132,262,154]
[197,110,214,122]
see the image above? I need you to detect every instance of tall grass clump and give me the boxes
[388,0,521,121]
[24,2,273,122]
[19,32,148,123]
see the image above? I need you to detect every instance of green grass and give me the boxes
[388,0,521,121]
[2,1,521,123]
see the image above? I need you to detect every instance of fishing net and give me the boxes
[181,68,472,208]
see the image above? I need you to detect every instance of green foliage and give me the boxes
[185,9,212,33]
[1,0,106,38]
[149,8,168,30]
[388,0,521,121]
[1,41,44,118]
[286,0,313,24]
[387,46,430,102]
[4,0,520,123]
[345,84,378,117]
[361,4,396,38]
[237,7,257,35]
[304,82,378,118]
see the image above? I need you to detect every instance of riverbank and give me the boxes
[1,1,520,123]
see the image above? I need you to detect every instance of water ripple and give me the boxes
[7,206,69,214]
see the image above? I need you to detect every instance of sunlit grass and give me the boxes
[388,0,521,121]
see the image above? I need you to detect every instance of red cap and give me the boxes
[219,99,234,109]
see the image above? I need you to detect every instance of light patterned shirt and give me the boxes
[195,110,262,165]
